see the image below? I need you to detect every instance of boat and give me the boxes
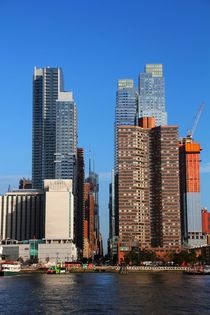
[183,265,210,275]
[0,262,21,276]
[47,265,66,274]
[203,265,210,275]
[60,267,66,274]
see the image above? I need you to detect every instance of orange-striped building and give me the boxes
[179,136,206,247]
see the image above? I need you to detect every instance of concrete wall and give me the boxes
[0,245,19,261]
[38,242,77,263]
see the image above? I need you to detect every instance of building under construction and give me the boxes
[179,135,206,247]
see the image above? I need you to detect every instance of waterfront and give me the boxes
[0,273,210,314]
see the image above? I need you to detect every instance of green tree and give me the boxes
[139,250,157,262]
[124,250,139,265]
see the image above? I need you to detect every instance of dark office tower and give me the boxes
[76,148,85,254]
[117,117,181,262]
[86,170,100,247]
[108,170,118,258]
[139,64,167,126]
[32,67,64,189]
[83,182,95,259]
[84,164,102,258]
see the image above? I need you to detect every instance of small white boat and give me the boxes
[203,265,210,275]
[0,262,21,276]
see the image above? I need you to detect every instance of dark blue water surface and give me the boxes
[0,272,210,314]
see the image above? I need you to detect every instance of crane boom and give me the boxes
[191,102,204,138]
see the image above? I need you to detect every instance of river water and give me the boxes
[0,272,210,314]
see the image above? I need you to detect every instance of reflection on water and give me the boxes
[0,272,210,314]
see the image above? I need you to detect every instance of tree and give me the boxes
[171,250,199,266]
[139,250,157,262]
[124,250,139,265]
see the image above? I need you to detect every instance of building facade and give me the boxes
[108,170,118,258]
[179,136,205,247]
[202,208,210,234]
[83,182,95,259]
[38,241,77,263]
[32,67,64,189]
[44,179,74,241]
[19,178,32,189]
[83,169,102,259]
[114,79,138,170]
[138,64,167,126]
[116,117,181,260]
[76,148,85,253]
[0,190,45,241]
[54,92,77,182]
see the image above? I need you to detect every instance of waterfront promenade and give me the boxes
[21,265,190,273]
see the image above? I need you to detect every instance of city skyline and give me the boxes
[0,0,210,246]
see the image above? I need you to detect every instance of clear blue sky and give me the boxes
[0,0,210,248]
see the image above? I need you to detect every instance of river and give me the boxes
[0,272,210,314]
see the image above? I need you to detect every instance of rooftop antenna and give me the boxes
[93,148,96,174]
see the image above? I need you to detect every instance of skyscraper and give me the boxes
[32,67,64,189]
[54,92,77,181]
[138,64,167,126]
[116,117,181,262]
[179,136,205,247]
[83,165,102,259]
[114,79,138,170]
[86,169,100,255]
[76,148,85,253]
[111,79,138,258]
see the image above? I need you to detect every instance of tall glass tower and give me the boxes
[138,64,167,126]
[32,67,64,189]
[114,79,138,170]
[54,92,77,181]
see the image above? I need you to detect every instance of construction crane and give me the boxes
[187,102,204,139]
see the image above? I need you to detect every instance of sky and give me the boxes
[0,0,210,249]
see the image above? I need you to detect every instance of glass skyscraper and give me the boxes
[138,64,167,126]
[32,67,64,189]
[114,79,138,170]
[54,92,77,181]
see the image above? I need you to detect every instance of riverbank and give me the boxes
[20,265,190,273]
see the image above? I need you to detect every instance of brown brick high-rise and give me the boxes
[117,117,181,259]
